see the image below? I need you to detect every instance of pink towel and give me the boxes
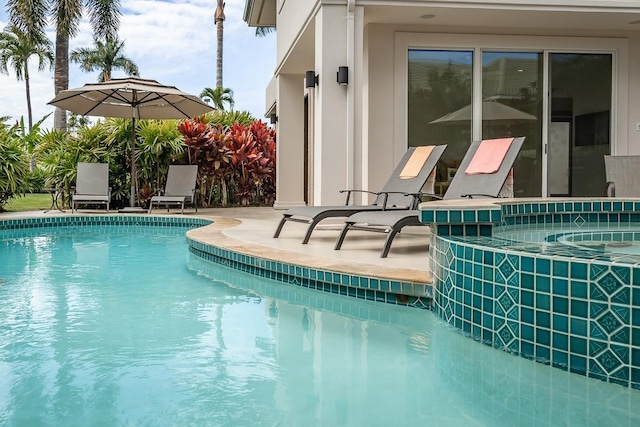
[465,138,514,175]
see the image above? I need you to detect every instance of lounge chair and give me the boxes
[273,145,448,243]
[148,165,198,214]
[72,162,111,213]
[334,137,526,257]
[604,155,640,197]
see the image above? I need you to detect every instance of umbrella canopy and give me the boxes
[430,101,537,125]
[48,77,214,209]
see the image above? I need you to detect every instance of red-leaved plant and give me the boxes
[177,118,276,206]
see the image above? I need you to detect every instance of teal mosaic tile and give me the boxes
[536,294,551,311]
[428,198,640,388]
[421,210,434,223]
[537,311,551,328]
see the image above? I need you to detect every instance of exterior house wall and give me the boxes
[366,23,640,198]
[274,74,306,209]
[313,6,349,205]
[276,0,317,71]
[249,0,640,207]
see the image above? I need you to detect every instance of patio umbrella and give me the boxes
[430,101,537,125]
[48,76,214,210]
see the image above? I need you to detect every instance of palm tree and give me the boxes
[67,113,91,133]
[51,0,121,130]
[200,87,234,111]
[6,0,49,44]
[71,37,139,82]
[0,24,54,130]
[255,27,275,37]
[8,0,122,131]
[215,0,225,88]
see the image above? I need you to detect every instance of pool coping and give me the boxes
[186,216,433,307]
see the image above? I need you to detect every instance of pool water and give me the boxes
[1,225,639,426]
[494,222,640,256]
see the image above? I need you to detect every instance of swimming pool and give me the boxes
[424,198,640,390]
[2,216,639,425]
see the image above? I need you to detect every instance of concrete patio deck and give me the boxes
[1,206,433,284]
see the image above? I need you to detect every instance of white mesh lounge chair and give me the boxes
[148,165,198,214]
[72,162,111,213]
[335,136,526,257]
[273,145,448,244]
[604,155,640,197]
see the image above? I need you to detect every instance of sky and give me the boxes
[0,0,276,129]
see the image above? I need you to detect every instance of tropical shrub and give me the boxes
[203,110,255,127]
[0,132,31,211]
[37,123,117,206]
[2,112,276,211]
[177,118,276,207]
[98,118,187,207]
[133,119,185,205]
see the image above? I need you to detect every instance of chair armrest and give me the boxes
[376,191,415,210]
[460,193,499,199]
[403,192,440,208]
[338,189,379,205]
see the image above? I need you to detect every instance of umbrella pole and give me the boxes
[130,116,136,207]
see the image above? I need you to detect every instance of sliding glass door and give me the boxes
[407,49,472,196]
[482,51,543,197]
[408,48,612,197]
[548,53,612,197]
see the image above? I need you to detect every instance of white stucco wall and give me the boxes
[364,22,640,196]
[276,0,318,71]
[265,1,640,207]
[313,5,349,205]
[273,74,306,209]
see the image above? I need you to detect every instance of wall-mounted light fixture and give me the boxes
[269,113,278,124]
[337,66,348,85]
[305,70,318,88]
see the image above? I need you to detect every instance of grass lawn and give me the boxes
[3,193,58,212]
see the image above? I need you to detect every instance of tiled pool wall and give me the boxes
[188,256,429,327]
[186,239,432,309]
[422,199,640,390]
[0,215,432,310]
[0,215,212,230]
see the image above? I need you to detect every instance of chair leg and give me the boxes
[301,218,323,244]
[273,215,290,238]
[334,223,353,250]
[380,228,401,258]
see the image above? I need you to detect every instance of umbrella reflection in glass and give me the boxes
[48,77,214,210]
[430,100,537,126]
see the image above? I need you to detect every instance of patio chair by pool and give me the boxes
[148,165,198,214]
[604,155,640,197]
[334,136,526,257]
[273,145,448,244]
[72,162,111,213]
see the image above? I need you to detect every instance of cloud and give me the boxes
[0,0,275,129]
